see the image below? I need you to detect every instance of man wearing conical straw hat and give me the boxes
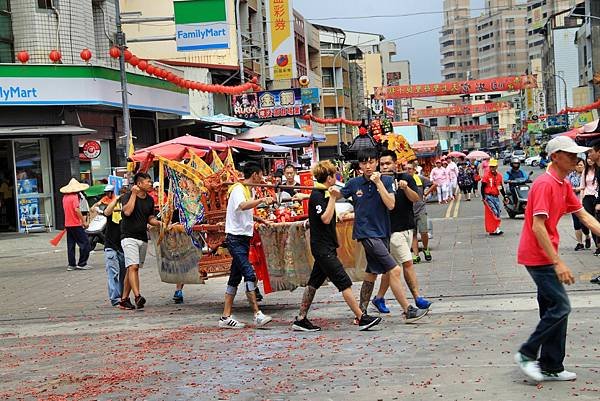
[60,178,91,271]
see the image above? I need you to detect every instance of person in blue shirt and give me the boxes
[504,158,528,205]
[341,148,428,324]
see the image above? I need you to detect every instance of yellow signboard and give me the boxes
[267,0,295,80]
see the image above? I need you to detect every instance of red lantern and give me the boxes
[146,65,156,75]
[251,76,258,84]
[159,69,168,79]
[166,72,175,81]
[49,50,62,63]
[17,51,29,64]
[80,48,92,62]
[124,49,132,61]
[109,47,121,59]
[137,60,148,71]
[128,56,140,66]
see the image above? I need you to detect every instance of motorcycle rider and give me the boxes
[503,158,528,206]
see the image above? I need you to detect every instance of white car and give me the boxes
[525,155,541,166]
[511,150,527,163]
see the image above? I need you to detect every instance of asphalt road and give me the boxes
[1,164,599,401]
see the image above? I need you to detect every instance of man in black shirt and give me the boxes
[372,150,432,314]
[292,160,381,331]
[119,173,161,310]
[103,193,126,306]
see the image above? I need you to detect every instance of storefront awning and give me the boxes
[0,125,96,137]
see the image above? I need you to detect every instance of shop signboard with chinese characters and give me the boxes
[232,89,302,120]
[173,0,230,51]
[546,114,569,128]
[266,0,296,80]
[385,99,395,118]
[375,75,537,99]
[82,140,101,159]
[413,102,511,118]
[300,88,320,105]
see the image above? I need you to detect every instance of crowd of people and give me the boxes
[59,136,600,384]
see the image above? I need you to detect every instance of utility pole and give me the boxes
[114,0,131,163]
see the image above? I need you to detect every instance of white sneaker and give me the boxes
[514,352,543,381]
[76,265,91,270]
[218,316,245,329]
[541,370,577,381]
[254,311,272,327]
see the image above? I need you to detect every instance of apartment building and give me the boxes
[440,0,529,80]
[575,0,600,103]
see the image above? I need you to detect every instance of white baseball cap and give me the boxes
[546,136,590,156]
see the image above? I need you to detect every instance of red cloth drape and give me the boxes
[483,201,501,234]
[249,229,272,293]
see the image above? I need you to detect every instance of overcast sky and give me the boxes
[295,0,486,84]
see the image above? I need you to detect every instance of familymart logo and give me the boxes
[173,0,230,51]
[0,85,39,101]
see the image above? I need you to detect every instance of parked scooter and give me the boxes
[86,205,107,251]
[504,171,534,219]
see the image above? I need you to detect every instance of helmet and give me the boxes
[104,184,115,192]
[510,158,520,166]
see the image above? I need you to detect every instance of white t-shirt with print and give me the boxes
[225,184,254,236]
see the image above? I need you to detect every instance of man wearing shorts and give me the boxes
[410,162,435,263]
[371,150,432,313]
[119,173,160,310]
[341,149,428,324]
[292,161,381,332]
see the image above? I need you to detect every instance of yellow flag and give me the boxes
[211,149,224,172]
[224,148,234,167]
[127,134,135,172]
[187,148,214,177]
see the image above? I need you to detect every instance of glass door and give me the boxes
[14,139,54,232]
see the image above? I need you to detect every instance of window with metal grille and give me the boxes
[38,0,53,9]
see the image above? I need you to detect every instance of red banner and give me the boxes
[375,75,537,99]
[435,125,492,132]
[413,102,511,118]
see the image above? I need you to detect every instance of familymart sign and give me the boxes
[174,0,230,51]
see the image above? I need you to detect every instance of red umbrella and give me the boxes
[220,139,263,152]
[130,144,207,162]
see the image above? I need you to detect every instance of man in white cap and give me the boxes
[60,178,91,271]
[514,136,600,382]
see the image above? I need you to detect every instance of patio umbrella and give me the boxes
[263,135,313,147]
[196,113,260,129]
[131,134,221,162]
[447,151,467,158]
[466,150,490,160]
[220,139,263,152]
[237,124,308,140]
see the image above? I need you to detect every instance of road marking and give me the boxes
[444,196,455,218]
[453,193,462,218]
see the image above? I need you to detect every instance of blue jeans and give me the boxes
[104,248,126,306]
[519,265,571,373]
[66,226,91,267]
[485,195,502,218]
[225,234,257,292]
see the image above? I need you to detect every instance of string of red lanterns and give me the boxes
[109,47,261,95]
[558,99,600,115]
[301,114,362,127]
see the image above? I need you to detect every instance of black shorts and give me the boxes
[360,237,397,275]
[307,252,352,292]
[572,213,583,231]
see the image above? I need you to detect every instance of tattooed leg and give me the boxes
[297,286,317,320]
[359,280,375,314]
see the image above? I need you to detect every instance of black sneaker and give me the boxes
[292,317,322,332]
[403,305,429,324]
[119,298,135,310]
[255,287,263,302]
[135,295,146,309]
[585,237,591,249]
[358,314,382,331]
[590,275,600,284]
[594,248,600,257]
[574,243,584,251]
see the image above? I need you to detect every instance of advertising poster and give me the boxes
[17,179,38,195]
[266,0,296,80]
[18,197,40,226]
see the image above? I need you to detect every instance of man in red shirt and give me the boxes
[514,136,600,382]
[60,178,91,271]
[480,158,505,235]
